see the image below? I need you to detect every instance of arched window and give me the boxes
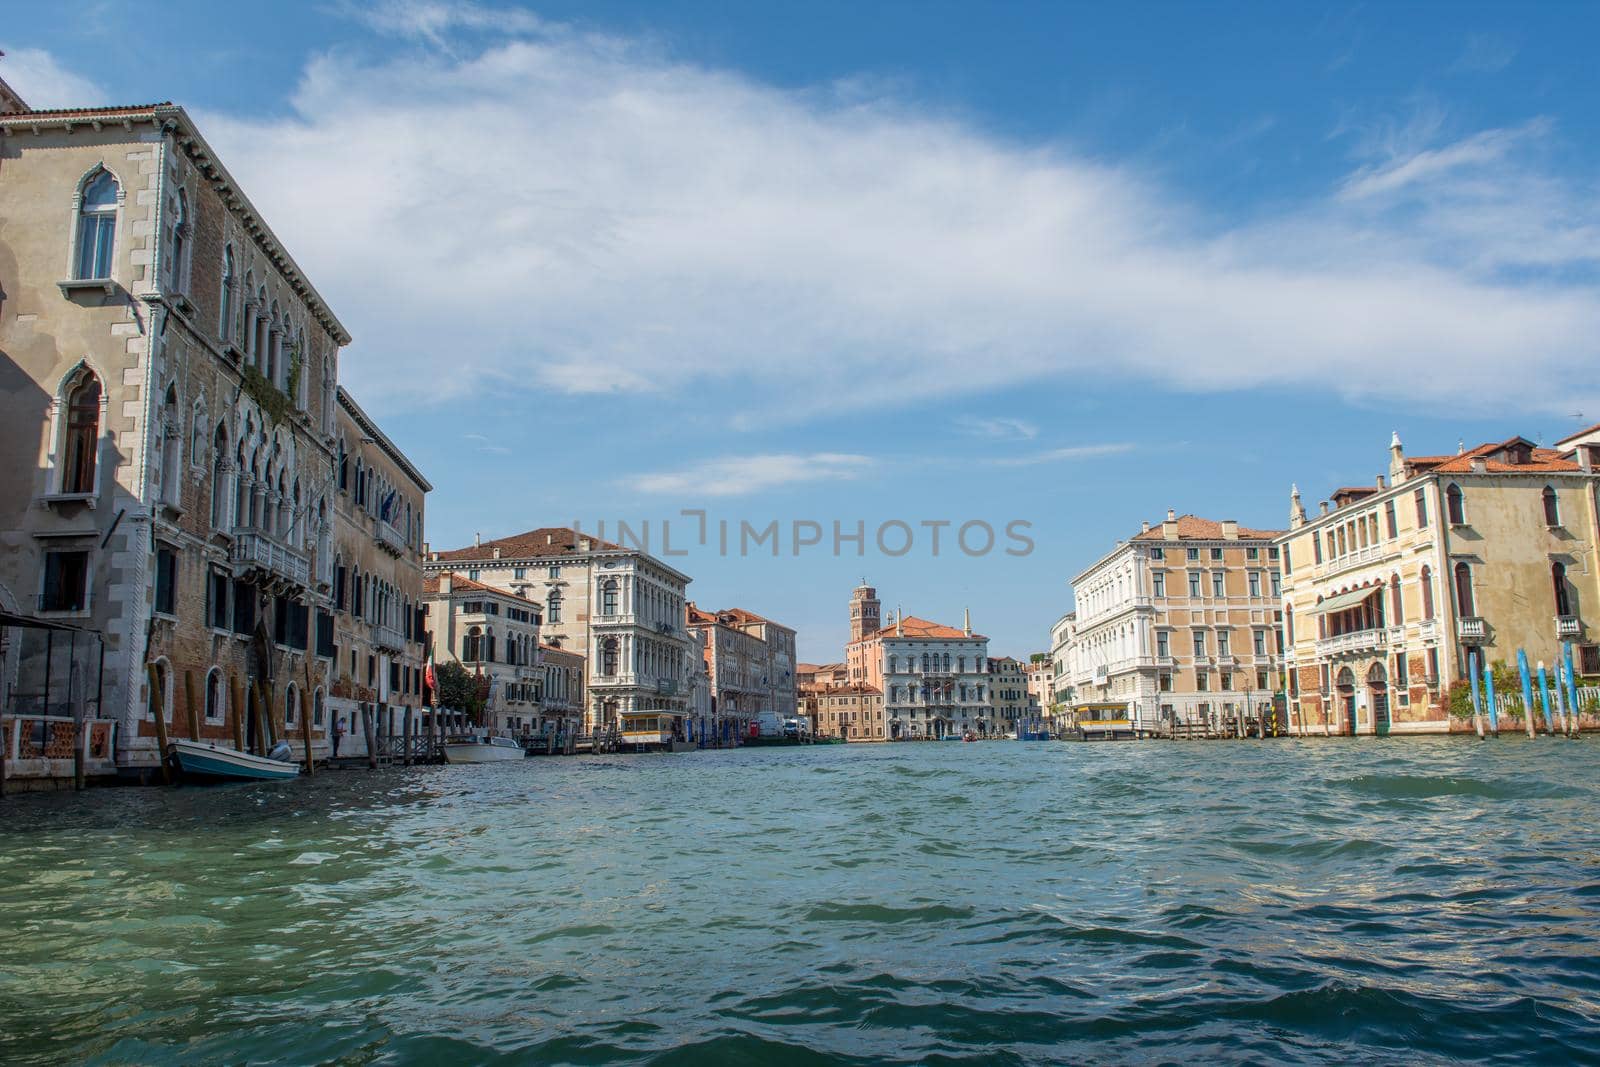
[1420,565,1435,620]
[158,383,181,507]
[75,169,119,279]
[204,668,224,721]
[285,683,299,728]
[219,245,236,341]
[313,687,326,727]
[887,654,897,673]
[60,368,102,494]
[1553,562,1572,616]
[942,653,951,672]
[601,637,619,676]
[1453,562,1475,617]
[546,589,562,624]
[208,424,228,528]
[267,302,282,387]
[1445,484,1465,525]
[1389,574,1404,624]
[464,625,484,662]
[601,579,618,616]
[1542,486,1561,527]
[168,188,189,292]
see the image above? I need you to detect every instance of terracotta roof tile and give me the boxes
[867,615,986,641]
[422,572,539,605]
[430,527,621,563]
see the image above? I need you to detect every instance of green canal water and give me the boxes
[2,738,1598,1064]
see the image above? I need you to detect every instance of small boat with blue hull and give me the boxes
[169,738,301,782]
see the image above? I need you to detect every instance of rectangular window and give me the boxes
[334,564,347,611]
[1149,547,1165,560]
[1426,647,1439,682]
[1212,571,1225,597]
[232,579,255,634]
[154,546,177,616]
[468,568,480,580]
[41,550,90,612]
[1159,673,1172,692]
[1394,654,1409,687]
[1192,631,1207,656]
[1248,571,1261,597]
[513,567,526,579]
[1312,535,1322,565]
[1211,547,1224,561]
[1385,499,1398,538]
[208,568,230,630]
[1414,488,1428,528]
[1218,630,1231,656]
[316,610,335,658]
[548,565,561,578]
[1256,670,1268,690]
[1252,630,1265,656]
[1247,547,1260,560]
[1152,572,1166,597]
[1156,631,1170,657]
[1186,547,1199,562]
[1283,544,1292,575]
[1196,672,1210,692]
[1221,671,1233,691]
[1270,572,1281,597]
[1188,572,1201,597]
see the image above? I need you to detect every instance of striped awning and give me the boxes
[1308,587,1379,615]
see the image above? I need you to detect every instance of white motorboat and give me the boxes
[168,738,301,782]
[442,735,525,763]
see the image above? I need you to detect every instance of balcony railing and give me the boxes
[372,621,406,652]
[1315,628,1388,658]
[1556,615,1581,639]
[373,518,407,557]
[1415,618,1439,641]
[232,529,310,587]
[1457,616,1488,642]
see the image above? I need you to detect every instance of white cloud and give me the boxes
[1,47,105,109]
[956,416,1038,441]
[991,443,1136,467]
[182,17,1600,422]
[463,432,510,454]
[327,0,544,47]
[1453,33,1517,75]
[627,453,874,496]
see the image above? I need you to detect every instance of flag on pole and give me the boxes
[425,654,436,693]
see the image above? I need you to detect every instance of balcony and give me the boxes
[232,529,309,587]
[1316,544,1391,580]
[1556,615,1582,639]
[1415,618,1439,641]
[372,621,406,653]
[1457,616,1488,643]
[1315,628,1388,658]
[373,518,407,557]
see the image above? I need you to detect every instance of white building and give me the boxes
[422,572,545,737]
[425,528,692,732]
[845,584,991,740]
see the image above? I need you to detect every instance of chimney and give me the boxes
[1141,520,1150,534]
[1471,457,1487,473]
[1162,509,1179,539]
[493,547,501,559]
[422,540,430,555]
[1579,445,1598,473]
[547,532,554,545]
[440,573,453,594]
[1319,501,1329,516]
[1221,519,1239,540]
[474,531,482,548]
[1376,474,1387,489]
[579,538,591,552]
[963,607,972,637]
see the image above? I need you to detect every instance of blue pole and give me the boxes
[1484,661,1499,736]
[1538,661,1554,734]
[1564,642,1580,722]
[1518,650,1536,738]
[1468,650,1484,739]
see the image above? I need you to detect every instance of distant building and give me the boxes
[1024,656,1054,712]
[1067,512,1285,733]
[425,528,692,733]
[987,657,1029,736]
[686,603,799,743]
[1278,433,1600,735]
[805,683,885,741]
[422,573,545,737]
[845,583,991,740]
[797,662,849,687]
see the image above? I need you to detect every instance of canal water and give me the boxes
[2,738,1597,1064]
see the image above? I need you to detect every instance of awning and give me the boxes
[1308,587,1379,616]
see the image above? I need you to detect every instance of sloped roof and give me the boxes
[431,527,622,563]
[422,572,538,605]
[869,615,986,641]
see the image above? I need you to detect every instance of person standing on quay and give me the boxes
[332,716,345,759]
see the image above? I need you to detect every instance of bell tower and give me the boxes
[850,581,880,643]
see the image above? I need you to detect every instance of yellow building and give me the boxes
[1278,433,1600,735]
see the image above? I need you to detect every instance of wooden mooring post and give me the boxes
[146,662,172,786]
[183,669,201,742]
[299,685,315,776]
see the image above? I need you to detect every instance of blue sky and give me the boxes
[6,2,1598,662]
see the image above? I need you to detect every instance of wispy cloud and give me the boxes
[956,416,1038,441]
[991,443,1136,467]
[626,453,874,497]
[168,19,1600,422]
[327,0,544,48]
[463,432,510,455]
[1453,33,1517,74]
[0,47,105,108]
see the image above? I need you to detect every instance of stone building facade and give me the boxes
[0,85,359,772]
[845,585,991,740]
[1066,513,1285,732]
[424,527,693,732]
[326,387,430,755]
[422,572,545,737]
[1278,434,1600,735]
[804,683,885,741]
[686,603,798,740]
[987,656,1029,736]
[538,642,585,735]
